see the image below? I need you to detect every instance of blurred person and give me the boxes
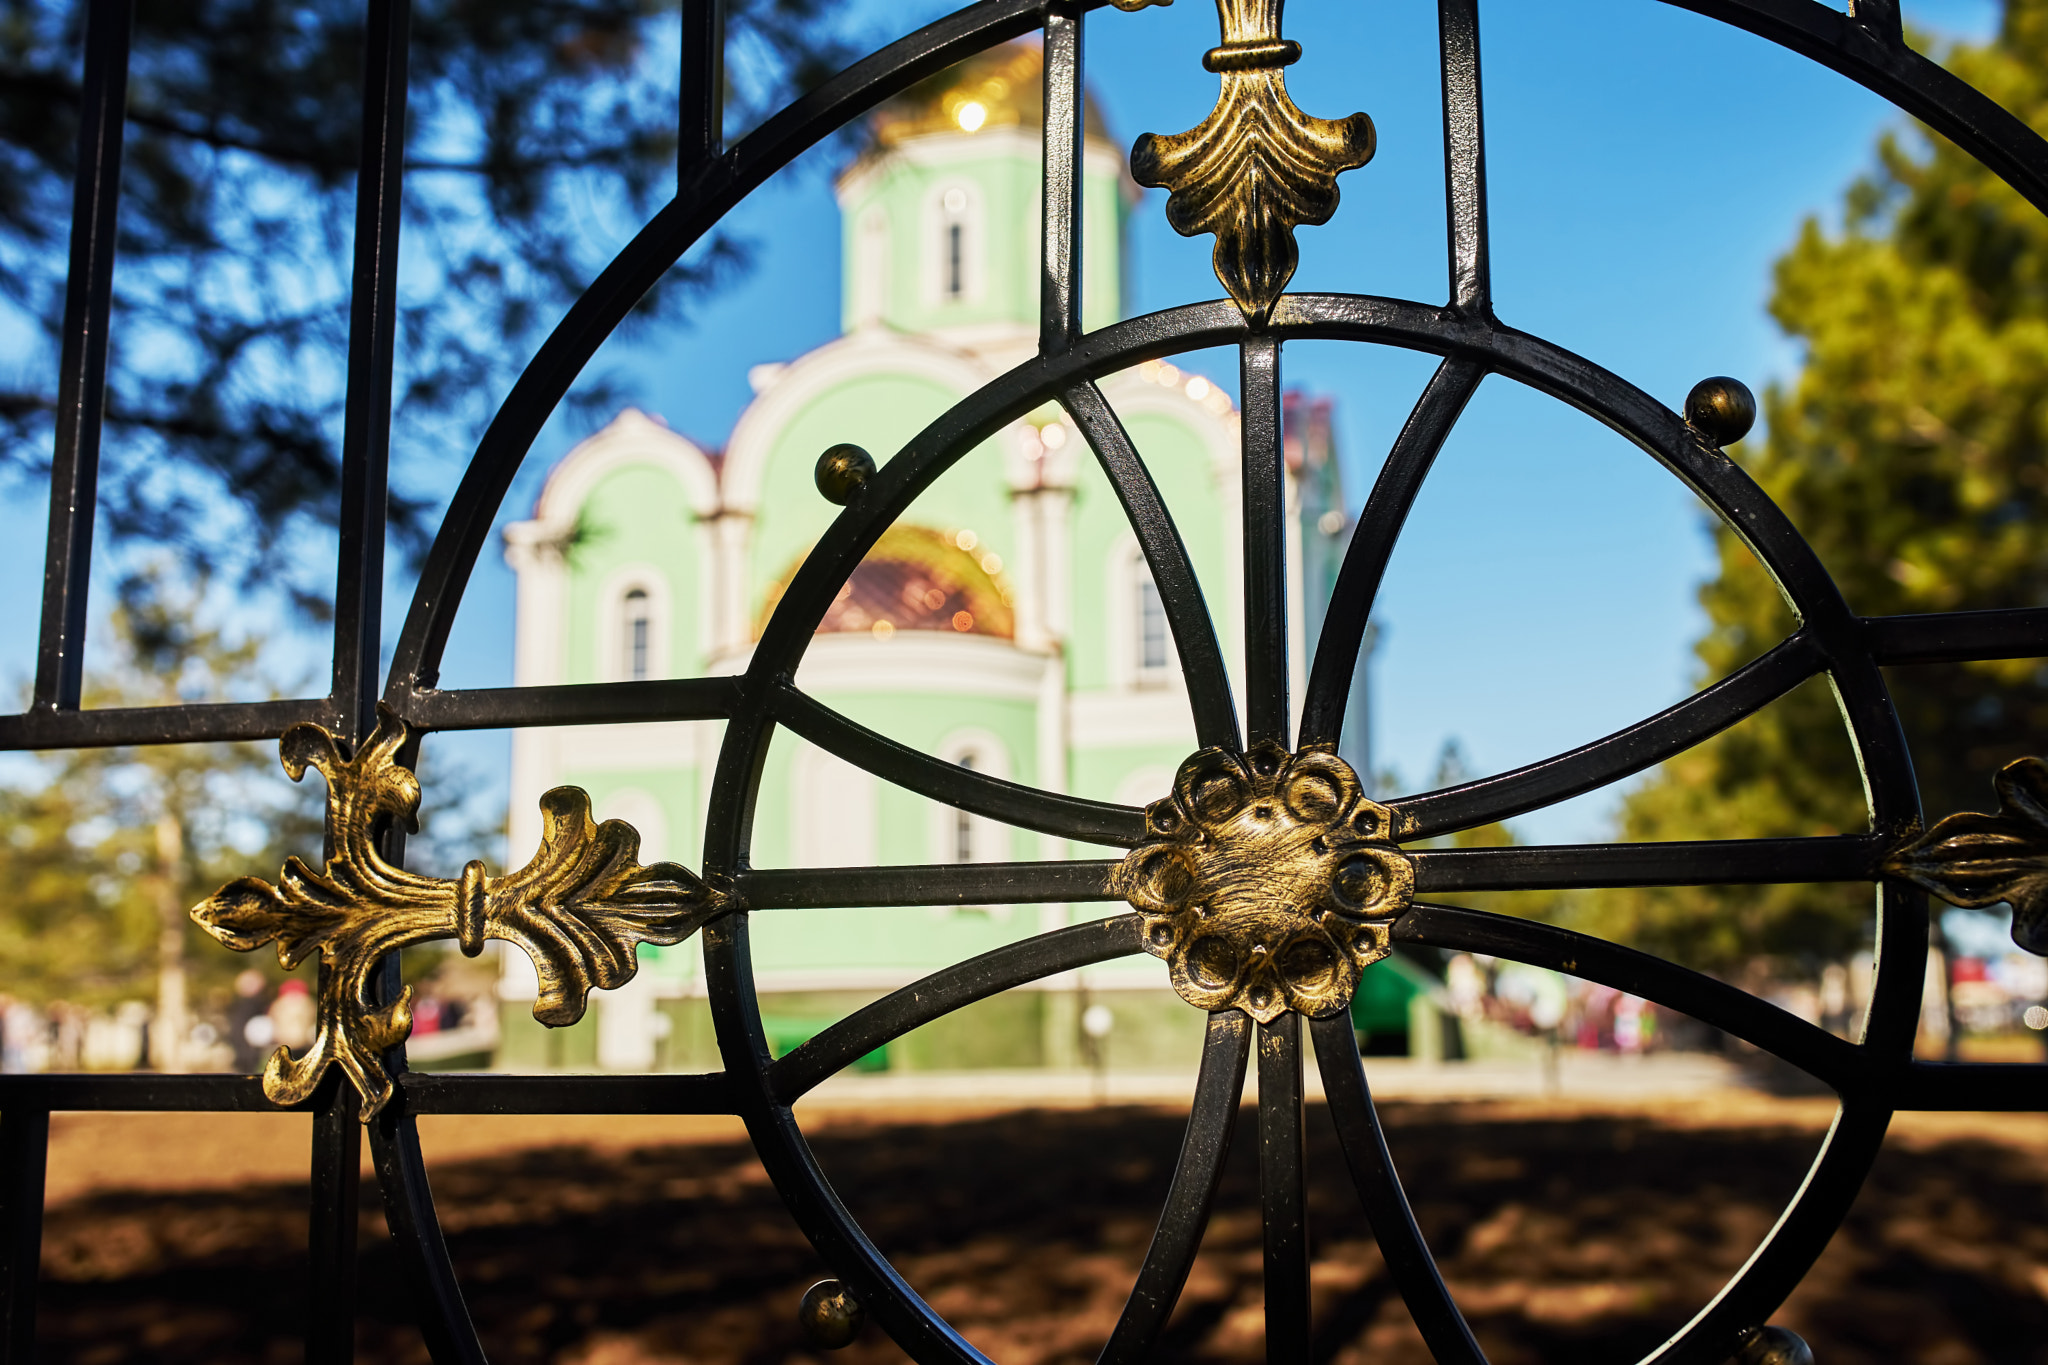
[1615,995,1648,1055]
[226,970,269,1072]
[269,979,315,1053]
[2,1000,45,1074]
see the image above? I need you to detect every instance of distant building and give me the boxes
[495,42,1375,1072]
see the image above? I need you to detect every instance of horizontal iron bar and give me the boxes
[403,677,741,732]
[0,1073,292,1111]
[1894,1062,2048,1111]
[739,860,1122,908]
[1411,835,1884,891]
[0,698,337,751]
[0,1070,737,1115]
[1862,608,2048,665]
[399,1071,735,1114]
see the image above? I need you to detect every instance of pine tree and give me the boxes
[1589,3,2048,973]
[0,573,321,1067]
[0,0,855,610]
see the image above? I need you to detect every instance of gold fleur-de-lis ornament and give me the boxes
[1117,0,1376,323]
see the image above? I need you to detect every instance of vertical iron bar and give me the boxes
[1040,0,1084,354]
[1438,0,1491,317]
[34,0,134,712]
[1240,336,1288,748]
[1257,1015,1308,1364]
[679,0,726,177]
[314,4,412,1359]
[0,1110,49,1365]
[330,0,412,741]
[308,1084,362,1365]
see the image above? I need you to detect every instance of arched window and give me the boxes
[929,184,978,304]
[1137,572,1170,676]
[931,733,1008,866]
[944,188,968,299]
[622,588,653,681]
[952,753,977,862]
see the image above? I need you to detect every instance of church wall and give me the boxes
[745,371,1011,629]
[1064,403,1231,710]
[563,462,706,680]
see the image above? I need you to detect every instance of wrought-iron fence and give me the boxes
[8,1,2048,1362]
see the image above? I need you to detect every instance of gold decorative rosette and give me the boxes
[1113,742,1412,1023]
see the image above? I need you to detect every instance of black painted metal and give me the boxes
[1311,1013,1484,1365]
[1098,1011,1251,1365]
[1239,336,1289,748]
[1301,357,1481,749]
[0,1110,48,1365]
[771,681,1146,845]
[771,916,1144,1102]
[34,0,132,713]
[11,0,2048,1362]
[1062,382,1242,751]
[1256,1016,1309,1365]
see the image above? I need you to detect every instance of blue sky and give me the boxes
[0,0,2009,849]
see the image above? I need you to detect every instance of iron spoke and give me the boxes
[770,915,1145,1102]
[367,1109,490,1365]
[1389,632,1824,839]
[772,680,1146,846]
[1395,903,1864,1089]
[1310,1013,1487,1365]
[1063,382,1243,752]
[1300,356,1482,748]
[1097,1011,1251,1365]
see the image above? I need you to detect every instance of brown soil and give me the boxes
[29,1098,2048,1365]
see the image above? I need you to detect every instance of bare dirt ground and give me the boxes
[29,1094,2048,1365]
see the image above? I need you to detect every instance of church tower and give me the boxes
[495,41,1385,1075]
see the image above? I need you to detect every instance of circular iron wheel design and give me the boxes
[362,3,2048,1363]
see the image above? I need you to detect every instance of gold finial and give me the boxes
[797,1280,866,1349]
[1130,0,1374,323]
[1114,743,1411,1022]
[192,705,730,1119]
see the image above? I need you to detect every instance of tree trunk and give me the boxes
[151,813,188,1073]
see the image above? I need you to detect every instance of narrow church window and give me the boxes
[953,753,977,861]
[624,588,652,681]
[941,186,970,301]
[1138,576,1169,675]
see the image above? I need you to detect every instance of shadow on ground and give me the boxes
[31,1102,2048,1364]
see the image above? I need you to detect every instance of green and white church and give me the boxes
[491,43,1393,1075]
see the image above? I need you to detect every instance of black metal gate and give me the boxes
[8,1,2048,1362]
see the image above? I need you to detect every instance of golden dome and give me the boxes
[864,39,1117,151]
[759,525,1015,641]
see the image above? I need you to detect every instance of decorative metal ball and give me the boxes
[797,1279,865,1349]
[815,443,876,505]
[1736,1325,1814,1365]
[1685,376,1757,447]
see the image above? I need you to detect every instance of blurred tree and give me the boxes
[0,571,322,1065]
[0,0,856,612]
[1587,4,2048,973]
